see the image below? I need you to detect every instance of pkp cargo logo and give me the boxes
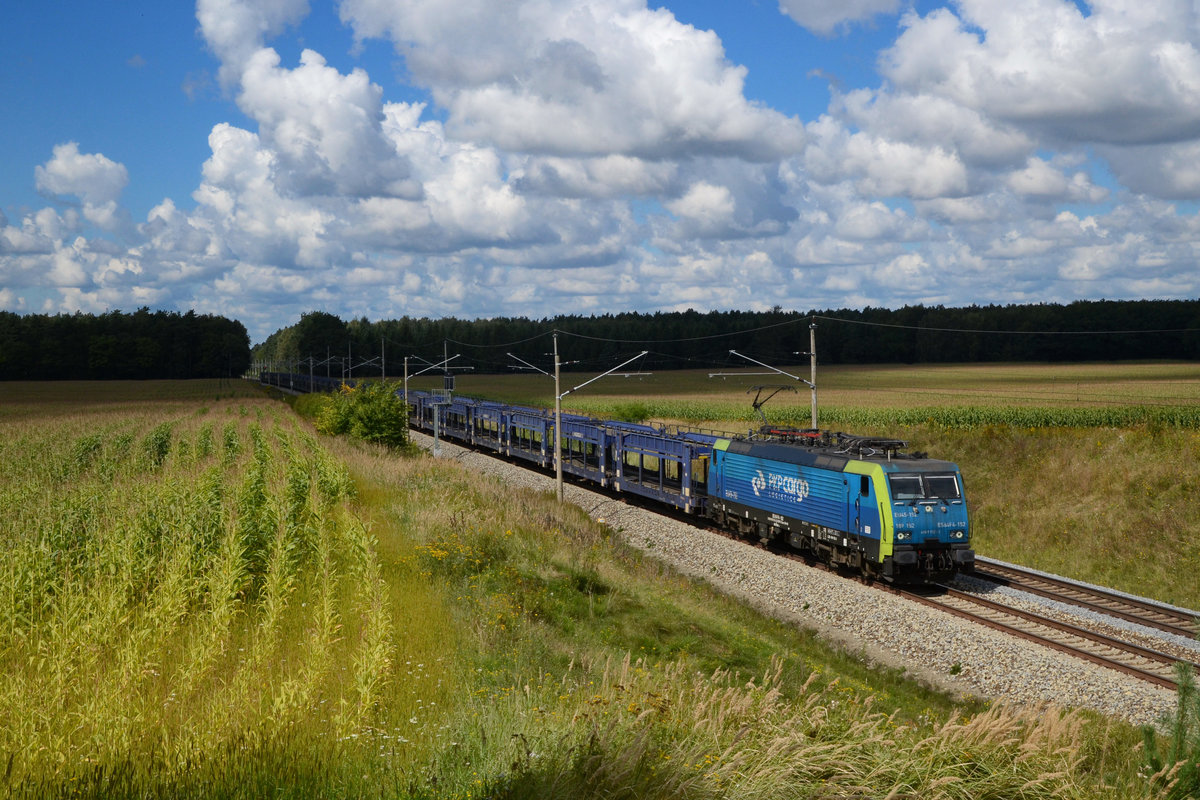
[751,470,810,503]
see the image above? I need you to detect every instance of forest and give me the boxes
[2,300,1195,381]
[252,299,1200,377]
[0,309,251,380]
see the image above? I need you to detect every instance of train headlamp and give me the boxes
[951,530,965,539]
[895,531,911,541]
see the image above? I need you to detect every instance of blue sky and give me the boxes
[3,0,1200,342]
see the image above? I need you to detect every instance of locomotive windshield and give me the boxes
[888,473,961,502]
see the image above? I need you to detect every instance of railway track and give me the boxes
[894,584,1198,690]
[687,522,1200,691]
[972,557,1200,640]
[405,424,1196,693]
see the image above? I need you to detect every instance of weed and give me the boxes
[1143,663,1200,799]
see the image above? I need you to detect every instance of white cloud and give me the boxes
[339,0,805,160]
[875,251,931,290]
[835,89,1032,170]
[882,0,1200,145]
[667,182,736,229]
[196,0,310,86]
[803,116,971,200]
[1005,156,1108,203]
[834,201,912,241]
[35,143,128,206]
[48,240,90,287]
[777,0,901,36]
[237,48,417,198]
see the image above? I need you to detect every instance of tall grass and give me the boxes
[1143,664,1200,799]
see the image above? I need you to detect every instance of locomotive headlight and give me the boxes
[896,531,911,541]
[951,530,965,539]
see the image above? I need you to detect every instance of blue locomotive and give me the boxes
[259,373,974,582]
[709,430,973,581]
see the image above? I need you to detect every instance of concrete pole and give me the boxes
[554,331,563,502]
[809,323,818,430]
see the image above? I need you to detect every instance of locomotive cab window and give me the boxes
[888,475,923,501]
[889,473,962,502]
[926,474,962,501]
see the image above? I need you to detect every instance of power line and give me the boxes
[555,316,811,345]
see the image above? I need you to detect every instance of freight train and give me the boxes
[259,373,974,582]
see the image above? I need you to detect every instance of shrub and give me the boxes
[291,392,330,421]
[314,382,408,449]
[314,394,351,437]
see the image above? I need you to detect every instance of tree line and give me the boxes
[0,309,251,380]
[253,299,1200,377]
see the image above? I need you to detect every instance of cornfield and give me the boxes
[0,398,399,789]
[563,398,1200,431]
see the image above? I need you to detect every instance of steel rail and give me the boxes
[940,585,1199,674]
[891,586,1179,690]
[973,558,1200,639]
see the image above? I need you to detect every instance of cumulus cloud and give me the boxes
[196,0,310,85]
[33,143,131,234]
[834,89,1033,170]
[804,115,970,199]
[236,48,417,198]
[882,0,1200,146]
[338,0,805,160]
[35,143,128,207]
[1005,156,1108,203]
[777,0,902,36]
[667,181,736,230]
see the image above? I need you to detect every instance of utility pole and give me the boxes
[381,336,386,381]
[508,337,648,503]
[809,323,818,429]
[554,332,563,502]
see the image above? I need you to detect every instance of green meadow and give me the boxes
[0,371,1196,798]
